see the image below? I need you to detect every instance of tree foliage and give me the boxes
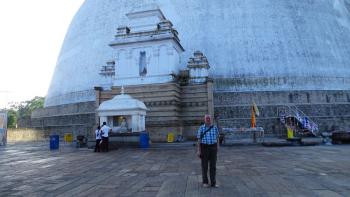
[15,96,45,121]
[3,96,45,128]
[7,109,17,129]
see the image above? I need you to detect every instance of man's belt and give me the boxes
[201,143,217,147]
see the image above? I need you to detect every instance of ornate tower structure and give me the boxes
[109,8,184,87]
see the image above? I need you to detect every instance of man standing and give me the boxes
[197,114,219,188]
[101,122,111,152]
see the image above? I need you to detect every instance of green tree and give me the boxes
[7,109,17,128]
[6,96,45,128]
[16,96,45,121]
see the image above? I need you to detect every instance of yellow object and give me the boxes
[287,127,294,139]
[64,133,73,143]
[167,133,174,143]
[251,107,256,128]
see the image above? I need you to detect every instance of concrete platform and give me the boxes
[262,137,323,147]
[1,142,350,196]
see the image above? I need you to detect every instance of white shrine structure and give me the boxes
[97,87,147,134]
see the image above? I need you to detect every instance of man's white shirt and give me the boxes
[101,125,110,137]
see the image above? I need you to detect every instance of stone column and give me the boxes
[140,115,145,132]
[131,115,139,132]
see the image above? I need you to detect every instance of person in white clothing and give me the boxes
[101,122,111,152]
[94,125,101,152]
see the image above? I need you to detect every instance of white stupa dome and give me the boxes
[45,0,350,107]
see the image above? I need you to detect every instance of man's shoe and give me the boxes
[203,183,210,188]
[211,184,219,188]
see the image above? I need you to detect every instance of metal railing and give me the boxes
[277,105,319,136]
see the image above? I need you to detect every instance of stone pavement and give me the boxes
[1,143,350,197]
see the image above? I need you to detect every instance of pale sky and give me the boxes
[0,0,84,108]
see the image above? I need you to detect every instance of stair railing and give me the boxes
[277,105,319,136]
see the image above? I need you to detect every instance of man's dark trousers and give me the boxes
[102,137,109,152]
[200,143,217,186]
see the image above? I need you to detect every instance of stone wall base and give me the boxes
[31,101,96,140]
[32,88,350,142]
[214,90,350,136]
[7,128,46,142]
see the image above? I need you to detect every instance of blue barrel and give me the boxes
[50,135,59,150]
[139,132,149,149]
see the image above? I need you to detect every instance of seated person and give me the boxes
[112,118,129,133]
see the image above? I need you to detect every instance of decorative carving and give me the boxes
[143,100,181,107]
[109,9,184,53]
[187,51,210,69]
[117,26,130,35]
[180,101,207,107]
[99,60,115,77]
[158,20,173,30]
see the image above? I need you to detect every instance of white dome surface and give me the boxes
[98,94,147,112]
[45,0,350,107]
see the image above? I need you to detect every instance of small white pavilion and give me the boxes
[97,87,147,134]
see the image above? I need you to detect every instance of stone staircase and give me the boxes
[277,105,319,136]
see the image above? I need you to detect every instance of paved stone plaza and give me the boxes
[1,143,350,197]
